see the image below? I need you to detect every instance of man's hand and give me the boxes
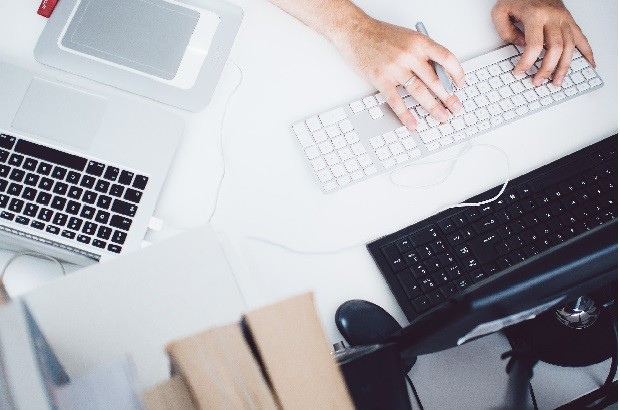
[492,0,595,87]
[333,18,465,130]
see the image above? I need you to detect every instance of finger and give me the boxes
[552,28,574,86]
[514,21,545,74]
[574,26,596,67]
[380,83,418,130]
[425,42,466,88]
[414,62,463,115]
[404,75,450,123]
[492,9,526,47]
[533,25,563,86]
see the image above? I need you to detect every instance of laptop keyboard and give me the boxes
[0,133,149,255]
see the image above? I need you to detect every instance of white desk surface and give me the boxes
[0,0,617,408]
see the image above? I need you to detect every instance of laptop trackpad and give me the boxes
[12,78,108,150]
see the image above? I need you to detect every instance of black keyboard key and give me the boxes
[0,195,8,208]
[382,244,407,272]
[466,232,500,265]
[9,169,24,183]
[0,165,9,178]
[53,213,68,227]
[107,244,122,253]
[7,183,22,196]
[104,167,120,181]
[455,277,472,292]
[118,170,133,184]
[8,198,23,213]
[53,181,68,195]
[97,195,112,210]
[24,173,39,186]
[419,276,437,292]
[66,171,80,184]
[38,208,53,222]
[132,175,148,190]
[31,220,45,230]
[0,135,16,150]
[15,140,87,171]
[427,289,446,306]
[95,210,110,225]
[51,166,67,180]
[0,179,7,193]
[61,230,76,239]
[95,179,110,193]
[97,226,112,240]
[80,206,95,220]
[92,239,106,249]
[0,150,8,163]
[431,271,450,286]
[396,272,422,299]
[111,199,137,217]
[68,217,83,231]
[446,265,466,280]
[425,257,442,272]
[409,264,430,279]
[77,235,91,244]
[110,215,132,231]
[50,196,66,211]
[111,230,127,245]
[395,237,414,253]
[46,225,60,235]
[80,174,96,189]
[430,240,447,254]
[36,191,51,206]
[8,154,23,167]
[440,282,459,298]
[21,187,36,201]
[0,211,13,220]
[85,161,105,176]
[38,177,53,191]
[470,270,487,283]
[109,184,124,197]
[438,218,457,234]
[82,190,97,204]
[15,216,29,225]
[409,226,439,246]
[403,250,420,266]
[412,296,431,313]
[36,162,52,176]
[23,203,38,217]
[68,186,83,199]
[81,222,97,235]
[66,201,81,215]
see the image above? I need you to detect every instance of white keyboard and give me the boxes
[291,44,603,193]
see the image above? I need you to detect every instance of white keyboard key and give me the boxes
[326,125,341,138]
[311,157,327,171]
[313,130,328,144]
[369,106,384,120]
[571,57,589,71]
[474,95,490,107]
[465,72,479,85]
[383,131,398,144]
[318,141,334,154]
[404,96,417,109]
[564,86,578,96]
[344,159,360,172]
[426,141,441,151]
[515,105,529,116]
[453,132,467,141]
[389,142,404,156]
[409,148,422,158]
[572,49,583,60]
[323,181,338,192]
[396,153,409,163]
[476,68,491,81]
[337,175,351,186]
[523,90,538,103]
[351,142,366,155]
[396,86,410,98]
[522,78,535,90]
[339,119,354,133]
[511,94,527,107]
[487,103,502,116]
[463,99,477,113]
[499,60,513,72]
[338,147,355,161]
[452,117,466,131]
[510,56,520,66]
[478,120,491,131]
[306,116,322,132]
[465,86,480,98]
[324,153,340,166]
[475,107,490,120]
[535,86,550,97]
[305,146,321,159]
[402,137,417,150]
[570,71,586,84]
[581,68,596,80]
[510,82,526,94]
[358,154,373,167]
[499,99,515,111]
[364,166,377,175]
[375,92,387,104]
[395,126,410,138]
[331,164,347,177]
[487,90,502,103]
[376,147,391,160]
[382,158,397,168]
[426,116,440,128]
[351,170,365,181]
[464,113,478,126]
[344,131,360,144]
[589,78,602,87]
[455,89,468,101]
[293,123,314,148]
[363,96,378,108]
[540,96,553,106]
[369,136,385,149]
[498,86,514,98]
[488,64,502,76]
[489,77,504,90]
[439,124,455,136]
[503,110,517,121]
[349,100,365,114]
[561,76,575,89]
[319,107,347,127]
[416,118,429,132]
[416,106,429,117]
[332,136,347,149]
[528,101,542,111]
[419,128,442,144]
[552,92,566,102]
[547,83,562,94]
[577,82,590,92]
[477,81,492,94]
[465,127,478,137]
[490,116,504,127]
[500,72,515,85]
[318,169,333,183]
[514,71,527,80]
[440,136,454,146]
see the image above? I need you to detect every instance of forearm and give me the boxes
[267,0,370,48]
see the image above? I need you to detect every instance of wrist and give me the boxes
[321,5,372,51]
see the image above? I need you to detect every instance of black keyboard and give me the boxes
[0,133,150,255]
[368,135,618,321]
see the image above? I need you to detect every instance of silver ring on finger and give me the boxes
[403,74,417,88]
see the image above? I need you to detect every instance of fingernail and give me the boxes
[533,78,542,86]
[450,99,463,114]
[514,69,524,75]
[405,117,418,131]
[555,75,564,86]
[439,110,450,122]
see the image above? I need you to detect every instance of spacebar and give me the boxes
[14,140,87,171]
[461,45,520,73]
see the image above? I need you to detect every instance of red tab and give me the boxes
[38,0,59,18]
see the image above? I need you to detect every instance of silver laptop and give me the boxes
[0,61,184,266]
